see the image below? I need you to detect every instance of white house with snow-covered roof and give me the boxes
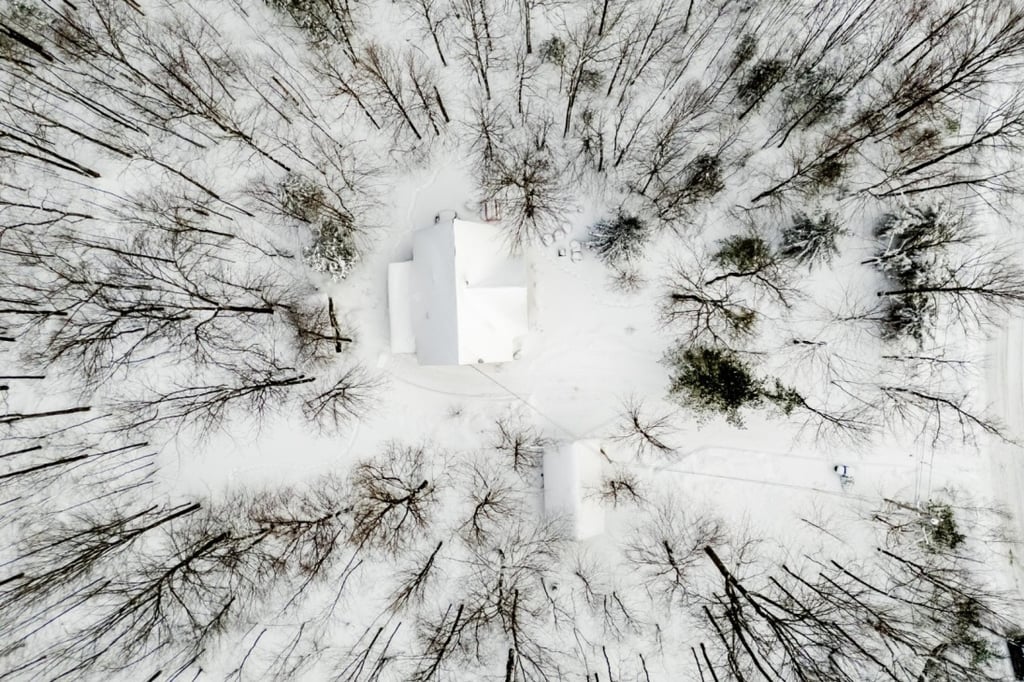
[387,218,528,365]
[543,440,606,540]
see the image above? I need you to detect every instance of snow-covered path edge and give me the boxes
[986,314,1024,605]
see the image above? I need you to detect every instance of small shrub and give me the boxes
[683,153,725,202]
[609,264,646,293]
[713,235,774,272]
[893,119,957,162]
[807,154,846,193]
[667,344,764,426]
[923,502,965,551]
[730,34,757,70]
[280,173,326,223]
[538,36,566,66]
[783,67,845,128]
[737,58,788,108]
[579,68,604,91]
[589,212,650,264]
[780,212,842,266]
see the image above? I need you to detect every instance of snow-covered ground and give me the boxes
[3,0,1023,679]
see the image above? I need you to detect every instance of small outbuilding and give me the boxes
[543,440,606,540]
[388,218,528,365]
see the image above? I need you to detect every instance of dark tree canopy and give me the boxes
[712,234,774,273]
[667,345,764,425]
[588,212,650,264]
[737,58,788,111]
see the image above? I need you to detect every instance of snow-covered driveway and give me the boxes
[987,315,1024,597]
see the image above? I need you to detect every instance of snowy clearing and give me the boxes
[2,0,1024,680]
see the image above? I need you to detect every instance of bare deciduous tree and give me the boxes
[400,0,452,66]
[450,0,502,100]
[459,461,522,546]
[624,497,725,604]
[594,466,645,508]
[349,443,440,553]
[301,365,379,432]
[610,396,675,459]
[699,497,1013,682]
[479,120,570,250]
[491,417,549,474]
[663,260,758,347]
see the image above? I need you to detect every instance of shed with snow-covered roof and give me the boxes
[543,440,606,540]
[388,218,528,365]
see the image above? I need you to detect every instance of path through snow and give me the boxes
[987,315,1024,599]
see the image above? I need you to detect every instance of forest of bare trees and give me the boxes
[2,0,1022,678]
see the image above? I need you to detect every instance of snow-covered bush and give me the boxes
[279,173,327,223]
[923,501,965,551]
[779,211,842,266]
[303,216,359,281]
[730,34,757,69]
[578,68,604,92]
[880,291,937,343]
[872,203,965,288]
[266,0,353,44]
[279,174,360,281]
[807,154,846,193]
[589,212,650,264]
[872,203,963,341]
[873,496,971,554]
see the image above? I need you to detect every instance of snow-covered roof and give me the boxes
[387,261,417,355]
[543,440,606,540]
[388,218,528,365]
